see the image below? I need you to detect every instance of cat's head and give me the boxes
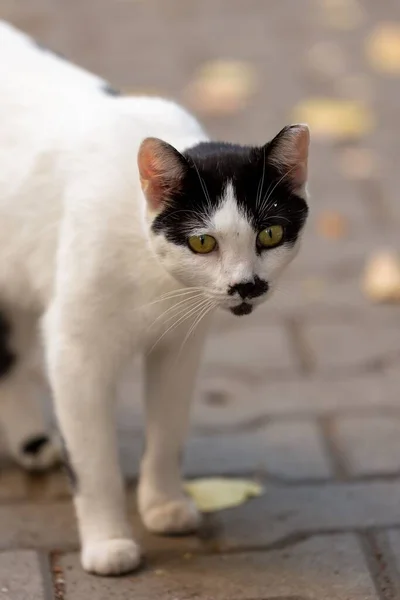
[138,124,309,316]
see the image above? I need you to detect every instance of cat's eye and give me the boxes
[257,225,284,249]
[188,234,217,254]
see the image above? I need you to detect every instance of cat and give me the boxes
[0,21,309,575]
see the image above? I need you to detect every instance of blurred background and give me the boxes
[2,0,400,478]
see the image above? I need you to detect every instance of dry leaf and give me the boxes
[292,98,374,140]
[366,24,400,75]
[362,251,400,303]
[317,211,349,239]
[338,147,378,180]
[319,0,365,30]
[184,478,263,513]
[185,60,257,116]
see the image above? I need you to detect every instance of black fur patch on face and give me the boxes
[102,83,121,96]
[22,435,49,456]
[0,311,15,378]
[151,141,308,248]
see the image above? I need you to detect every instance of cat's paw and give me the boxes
[13,434,62,471]
[81,539,141,576]
[141,497,202,535]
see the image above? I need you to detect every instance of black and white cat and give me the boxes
[0,22,309,575]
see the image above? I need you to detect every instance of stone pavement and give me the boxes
[2,0,400,598]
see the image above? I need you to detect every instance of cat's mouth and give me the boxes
[230,302,253,316]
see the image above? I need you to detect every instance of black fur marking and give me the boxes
[60,436,78,490]
[230,303,253,316]
[34,41,66,60]
[151,136,308,248]
[22,435,49,456]
[102,83,121,96]
[228,276,269,300]
[0,311,16,378]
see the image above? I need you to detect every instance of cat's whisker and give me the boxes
[259,164,297,217]
[146,296,212,356]
[190,157,213,217]
[176,299,216,360]
[255,146,266,210]
[145,293,206,331]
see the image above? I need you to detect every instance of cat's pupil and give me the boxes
[200,236,205,245]
[268,228,273,238]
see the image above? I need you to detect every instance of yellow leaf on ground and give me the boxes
[366,23,400,75]
[292,98,374,140]
[317,211,349,240]
[184,478,264,513]
[362,251,400,303]
[184,60,257,116]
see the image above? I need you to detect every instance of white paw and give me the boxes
[81,539,141,576]
[13,434,62,471]
[141,497,202,535]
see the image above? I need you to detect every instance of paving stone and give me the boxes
[3,481,400,553]
[121,420,332,480]
[203,322,296,376]
[0,499,203,556]
[305,320,400,371]
[60,534,378,599]
[185,420,333,479]
[192,371,400,425]
[0,551,47,600]
[333,416,400,475]
[213,481,400,550]
[386,529,400,577]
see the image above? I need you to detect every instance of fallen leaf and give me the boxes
[319,0,365,30]
[184,60,257,116]
[366,23,400,75]
[362,251,400,303]
[185,477,263,513]
[338,147,378,180]
[292,98,374,140]
[317,211,349,240]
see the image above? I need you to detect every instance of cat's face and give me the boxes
[138,125,309,316]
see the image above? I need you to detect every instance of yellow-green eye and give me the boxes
[188,234,217,254]
[257,225,284,249]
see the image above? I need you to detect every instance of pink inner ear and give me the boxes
[138,138,186,211]
[269,124,310,190]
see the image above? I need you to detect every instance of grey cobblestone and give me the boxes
[60,535,378,599]
[0,551,47,600]
[333,415,400,476]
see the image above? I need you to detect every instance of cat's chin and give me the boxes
[229,302,253,317]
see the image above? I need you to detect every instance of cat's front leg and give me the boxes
[45,303,140,576]
[138,321,209,535]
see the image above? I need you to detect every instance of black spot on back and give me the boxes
[34,41,66,60]
[152,140,308,248]
[0,311,15,378]
[22,435,49,456]
[102,83,121,96]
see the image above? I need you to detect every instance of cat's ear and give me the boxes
[138,137,188,211]
[266,124,310,193]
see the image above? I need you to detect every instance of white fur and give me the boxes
[0,22,302,575]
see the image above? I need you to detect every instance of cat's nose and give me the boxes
[228,276,269,300]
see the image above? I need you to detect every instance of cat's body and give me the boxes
[0,21,309,575]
